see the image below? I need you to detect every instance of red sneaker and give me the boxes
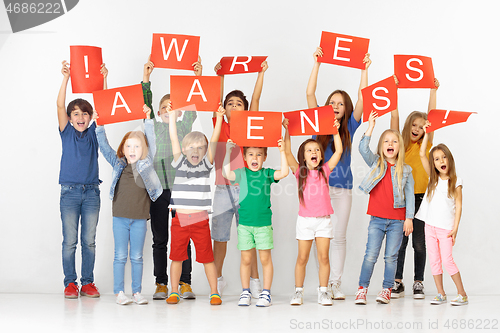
[80,283,100,298]
[376,288,391,304]
[355,286,368,305]
[64,283,79,299]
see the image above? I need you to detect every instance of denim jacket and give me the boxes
[358,134,415,219]
[96,120,163,202]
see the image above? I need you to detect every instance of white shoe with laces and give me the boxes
[290,288,303,305]
[318,288,333,306]
[329,281,345,300]
[116,291,132,305]
[133,292,148,305]
[238,290,252,306]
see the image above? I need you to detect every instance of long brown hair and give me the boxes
[426,144,457,201]
[316,90,353,159]
[297,139,327,206]
[402,111,427,151]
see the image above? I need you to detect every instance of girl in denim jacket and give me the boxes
[354,111,414,305]
[95,106,163,305]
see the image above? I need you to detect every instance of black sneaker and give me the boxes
[413,281,425,299]
[391,281,405,298]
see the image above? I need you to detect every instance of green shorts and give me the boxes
[237,225,274,251]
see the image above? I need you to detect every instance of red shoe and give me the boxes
[80,283,100,298]
[376,288,391,304]
[64,283,79,299]
[355,286,368,305]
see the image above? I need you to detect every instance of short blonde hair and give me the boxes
[181,131,208,149]
[117,131,149,160]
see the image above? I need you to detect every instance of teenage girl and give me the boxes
[416,125,467,306]
[390,77,440,299]
[283,119,342,306]
[211,60,268,297]
[96,106,163,305]
[355,111,414,305]
[306,47,371,299]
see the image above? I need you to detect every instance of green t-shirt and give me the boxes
[232,167,278,227]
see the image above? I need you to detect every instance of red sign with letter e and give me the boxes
[70,45,103,93]
[362,76,398,122]
[394,55,435,88]
[170,76,221,112]
[230,111,282,147]
[285,106,337,136]
[426,109,476,133]
[150,33,200,70]
[216,56,268,75]
[93,84,146,125]
[318,31,369,70]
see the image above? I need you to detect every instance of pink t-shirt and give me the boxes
[294,164,334,217]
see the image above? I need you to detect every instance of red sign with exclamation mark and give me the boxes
[426,109,477,132]
[70,45,103,93]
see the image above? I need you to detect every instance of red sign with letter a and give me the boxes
[93,84,146,125]
[170,76,221,112]
[362,76,398,122]
[216,56,268,75]
[70,45,103,93]
[285,106,337,136]
[150,33,200,70]
[318,31,370,70]
[230,111,282,147]
[394,55,435,88]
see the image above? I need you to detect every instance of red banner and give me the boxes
[216,56,268,75]
[70,45,103,93]
[150,33,200,70]
[285,105,337,136]
[426,109,476,132]
[362,76,398,122]
[318,31,370,70]
[170,76,221,112]
[230,111,282,147]
[93,84,146,125]
[394,55,435,88]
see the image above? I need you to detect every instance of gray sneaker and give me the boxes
[153,283,168,300]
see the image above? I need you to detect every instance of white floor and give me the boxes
[1,293,498,333]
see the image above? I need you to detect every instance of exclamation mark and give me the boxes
[442,110,450,124]
[84,55,89,78]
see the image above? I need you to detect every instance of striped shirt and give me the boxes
[170,155,213,211]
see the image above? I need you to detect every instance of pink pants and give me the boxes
[425,224,459,276]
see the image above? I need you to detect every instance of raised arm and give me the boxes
[327,120,343,171]
[142,56,155,117]
[359,111,378,166]
[273,139,289,180]
[282,118,299,174]
[306,47,323,109]
[143,104,157,158]
[57,61,70,131]
[101,63,108,90]
[352,53,371,122]
[448,185,463,245]
[390,75,400,132]
[419,121,432,176]
[167,102,182,162]
[222,139,236,182]
[426,78,440,144]
[249,60,268,111]
[208,105,226,165]
[214,61,224,118]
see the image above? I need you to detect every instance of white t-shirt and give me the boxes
[416,176,463,230]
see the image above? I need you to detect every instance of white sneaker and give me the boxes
[238,290,252,306]
[217,276,227,296]
[318,288,333,306]
[329,281,345,300]
[133,292,148,305]
[290,289,303,305]
[250,277,263,299]
[450,294,468,306]
[256,290,272,307]
[116,291,132,305]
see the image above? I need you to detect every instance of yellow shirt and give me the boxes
[405,141,432,194]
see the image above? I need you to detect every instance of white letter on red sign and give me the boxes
[405,58,424,82]
[247,116,264,140]
[186,79,207,102]
[111,92,132,116]
[372,87,391,110]
[160,37,189,61]
[300,110,319,133]
[230,56,252,72]
[333,37,352,62]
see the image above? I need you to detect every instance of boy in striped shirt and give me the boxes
[166,102,225,305]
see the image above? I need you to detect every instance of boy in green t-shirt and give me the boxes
[222,139,289,307]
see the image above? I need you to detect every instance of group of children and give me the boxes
[57,46,467,308]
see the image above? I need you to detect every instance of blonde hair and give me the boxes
[181,131,208,149]
[402,111,427,151]
[369,129,406,193]
[117,131,149,160]
[426,144,457,201]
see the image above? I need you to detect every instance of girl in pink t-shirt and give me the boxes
[283,119,342,306]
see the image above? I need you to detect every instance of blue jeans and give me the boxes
[113,217,147,294]
[211,185,240,242]
[60,184,100,287]
[359,216,404,289]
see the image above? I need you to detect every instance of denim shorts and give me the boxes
[211,185,240,242]
[237,225,274,251]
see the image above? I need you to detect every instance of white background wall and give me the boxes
[0,0,498,296]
